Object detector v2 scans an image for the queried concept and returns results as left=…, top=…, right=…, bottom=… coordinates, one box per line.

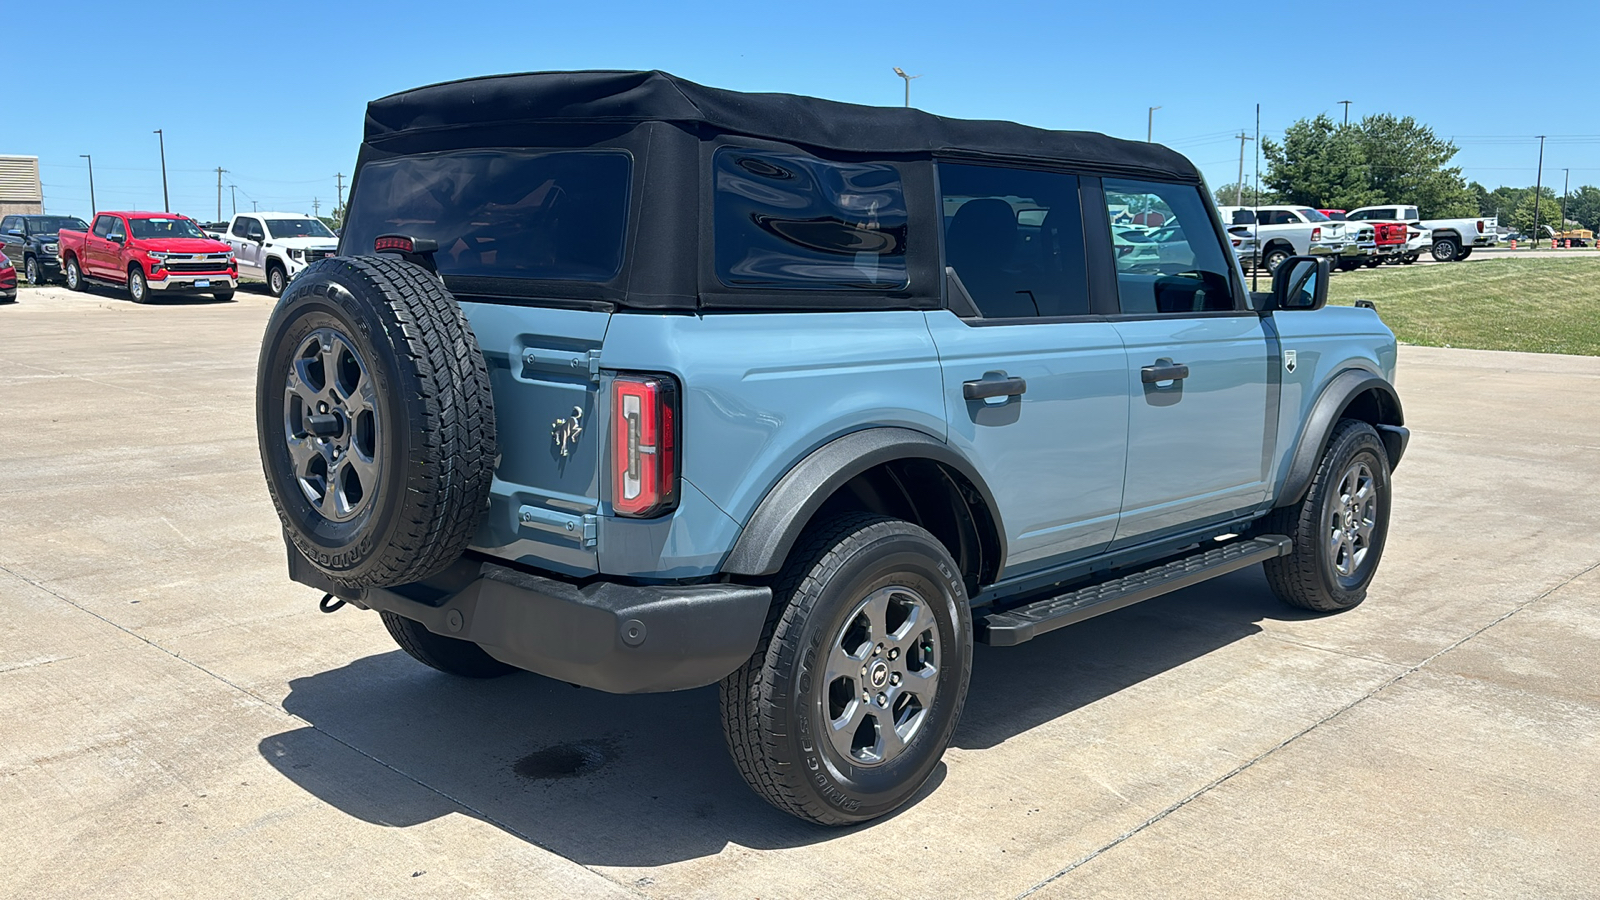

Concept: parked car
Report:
left=198, top=221, right=231, bottom=240
left=56, top=212, right=238, bottom=302
left=1, top=214, right=90, bottom=285
left=0, top=251, right=16, bottom=303
left=1217, top=205, right=1367, bottom=271
left=1345, top=205, right=1496, bottom=261
left=219, top=212, right=339, bottom=296
left=259, top=71, right=1408, bottom=827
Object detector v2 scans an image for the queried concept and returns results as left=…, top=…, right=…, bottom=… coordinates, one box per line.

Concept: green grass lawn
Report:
left=1327, top=256, right=1600, bottom=356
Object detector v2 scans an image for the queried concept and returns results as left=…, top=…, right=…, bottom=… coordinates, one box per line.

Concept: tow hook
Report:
left=318, top=592, right=346, bottom=614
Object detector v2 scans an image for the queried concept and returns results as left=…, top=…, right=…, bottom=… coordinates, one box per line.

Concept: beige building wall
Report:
left=0, top=155, right=44, bottom=217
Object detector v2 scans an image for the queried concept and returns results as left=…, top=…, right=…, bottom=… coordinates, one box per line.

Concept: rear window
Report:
left=713, top=148, right=908, bottom=291
left=343, top=149, right=631, bottom=282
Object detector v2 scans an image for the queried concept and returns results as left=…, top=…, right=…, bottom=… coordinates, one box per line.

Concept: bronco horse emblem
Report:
left=551, top=406, right=584, bottom=457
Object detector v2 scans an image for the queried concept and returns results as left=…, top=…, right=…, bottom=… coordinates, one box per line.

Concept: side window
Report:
left=231, top=217, right=251, bottom=238
left=106, top=217, right=125, bottom=240
left=713, top=148, right=907, bottom=291
left=1230, top=209, right=1256, bottom=226
left=1103, top=179, right=1235, bottom=315
left=1404, top=207, right=1419, bottom=220
left=937, top=163, right=1088, bottom=318
left=1, top=216, right=16, bottom=233
left=92, top=215, right=114, bottom=237
left=246, top=218, right=265, bottom=240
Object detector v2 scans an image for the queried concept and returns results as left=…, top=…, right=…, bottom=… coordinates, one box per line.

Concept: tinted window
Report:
left=344, top=149, right=631, bottom=282
left=714, top=148, right=907, bottom=291
left=1103, top=179, right=1235, bottom=315
left=1298, top=208, right=1330, bottom=222
left=27, top=216, right=88, bottom=234
left=265, top=218, right=335, bottom=239
left=93, top=216, right=115, bottom=237
left=231, top=217, right=253, bottom=238
left=1230, top=209, right=1256, bottom=225
left=938, top=163, right=1088, bottom=318
left=1, top=217, right=16, bottom=233
left=1404, top=208, right=1420, bottom=220
left=128, top=217, right=202, bottom=239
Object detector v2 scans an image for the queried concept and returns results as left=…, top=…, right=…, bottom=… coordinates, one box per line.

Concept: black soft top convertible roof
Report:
left=364, top=70, right=1199, bottom=182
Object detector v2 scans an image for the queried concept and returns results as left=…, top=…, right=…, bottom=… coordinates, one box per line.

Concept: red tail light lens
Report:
left=1311, top=227, right=1321, bottom=241
left=612, top=374, right=680, bottom=518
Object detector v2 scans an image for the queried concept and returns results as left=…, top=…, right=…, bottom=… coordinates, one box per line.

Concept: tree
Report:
left=1261, top=115, right=1380, bottom=210
left=1564, top=185, right=1600, bottom=233
left=1512, top=192, right=1565, bottom=236
left=1213, top=182, right=1271, bottom=207
left=1353, top=114, right=1477, bottom=217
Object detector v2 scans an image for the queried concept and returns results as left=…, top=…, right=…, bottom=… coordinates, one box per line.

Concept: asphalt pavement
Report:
left=2, top=283, right=1597, bottom=899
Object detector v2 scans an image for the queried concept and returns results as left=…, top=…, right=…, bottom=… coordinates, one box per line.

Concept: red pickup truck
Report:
left=57, top=211, right=238, bottom=302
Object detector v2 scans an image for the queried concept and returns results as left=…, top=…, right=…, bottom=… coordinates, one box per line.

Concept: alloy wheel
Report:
left=283, top=327, right=381, bottom=522
left=26, top=257, right=39, bottom=284
left=821, top=585, right=941, bottom=767
left=1326, top=460, right=1378, bottom=579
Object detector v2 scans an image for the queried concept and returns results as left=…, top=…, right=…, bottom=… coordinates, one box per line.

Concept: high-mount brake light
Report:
left=612, top=374, right=680, bottom=518
left=374, top=236, right=415, bottom=253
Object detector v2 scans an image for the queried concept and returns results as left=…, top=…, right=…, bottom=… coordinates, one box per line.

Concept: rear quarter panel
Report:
left=1268, top=306, right=1398, bottom=496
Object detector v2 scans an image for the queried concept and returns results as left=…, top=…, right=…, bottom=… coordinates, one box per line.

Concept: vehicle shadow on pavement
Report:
left=259, top=567, right=1309, bottom=865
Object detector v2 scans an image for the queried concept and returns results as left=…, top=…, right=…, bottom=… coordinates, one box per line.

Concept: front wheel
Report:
left=719, top=514, right=972, bottom=825
left=1260, top=419, right=1393, bottom=612
left=128, top=267, right=150, bottom=303
left=1431, top=237, right=1459, bottom=262
left=212, top=288, right=235, bottom=302
left=65, top=257, right=85, bottom=291
left=24, top=256, right=42, bottom=284
left=267, top=263, right=288, bottom=297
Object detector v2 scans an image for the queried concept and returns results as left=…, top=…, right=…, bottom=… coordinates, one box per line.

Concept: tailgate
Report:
left=459, top=302, right=611, bottom=577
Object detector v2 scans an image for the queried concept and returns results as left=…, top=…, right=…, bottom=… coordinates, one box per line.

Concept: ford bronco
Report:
left=256, top=71, right=1407, bottom=826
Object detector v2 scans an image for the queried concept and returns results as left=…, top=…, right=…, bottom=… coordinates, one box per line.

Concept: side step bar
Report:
left=976, top=535, right=1293, bottom=647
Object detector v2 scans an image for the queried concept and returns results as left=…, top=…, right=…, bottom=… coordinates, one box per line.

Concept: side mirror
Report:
left=108, top=234, right=125, bottom=244
left=1271, top=255, right=1329, bottom=311
left=5, top=229, right=22, bottom=237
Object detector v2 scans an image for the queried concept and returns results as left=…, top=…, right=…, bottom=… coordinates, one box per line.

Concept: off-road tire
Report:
left=256, top=255, right=496, bottom=589
left=1431, top=237, right=1459, bottom=262
left=128, top=266, right=150, bottom=303
left=719, top=513, right=972, bottom=826
left=380, top=610, right=517, bottom=678
left=64, top=257, right=85, bottom=291
left=1260, top=419, right=1392, bottom=612
left=268, top=262, right=288, bottom=297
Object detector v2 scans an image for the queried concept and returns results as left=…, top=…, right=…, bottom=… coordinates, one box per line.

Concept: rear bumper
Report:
left=290, top=550, right=771, bottom=694
left=149, top=271, right=236, bottom=291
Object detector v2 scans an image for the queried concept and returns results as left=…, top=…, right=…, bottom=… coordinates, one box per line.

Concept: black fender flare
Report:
left=721, top=427, right=1006, bottom=577
left=1275, top=369, right=1406, bottom=508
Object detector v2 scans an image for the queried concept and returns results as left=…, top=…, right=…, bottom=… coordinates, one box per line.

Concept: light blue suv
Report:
left=256, top=71, right=1408, bottom=826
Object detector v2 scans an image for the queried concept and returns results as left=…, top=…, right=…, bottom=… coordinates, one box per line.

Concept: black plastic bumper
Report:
left=288, top=550, right=771, bottom=694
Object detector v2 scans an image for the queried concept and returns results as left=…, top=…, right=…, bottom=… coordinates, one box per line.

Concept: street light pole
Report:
left=1560, top=167, right=1570, bottom=238
left=1235, top=131, right=1253, bottom=207
left=79, top=154, right=96, bottom=215
left=892, top=67, right=921, bottom=108
left=153, top=129, right=169, bottom=212
left=1147, top=106, right=1161, bottom=143
left=1338, top=100, right=1352, bottom=126
left=1532, top=135, right=1546, bottom=241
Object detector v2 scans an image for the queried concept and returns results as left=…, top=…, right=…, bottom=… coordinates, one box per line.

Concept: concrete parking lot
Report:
left=3, top=283, right=1598, bottom=899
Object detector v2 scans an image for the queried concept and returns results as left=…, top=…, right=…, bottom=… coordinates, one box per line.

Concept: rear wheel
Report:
left=128, top=266, right=150, bottom=303
left=1430, top=237, right=1459, bottom=262
left=380, top=611, right=517, bottom=678
left=720, top=514, right=972, bottom=825
left=1454, top=247, right=1473, bottom=261
left=1401, top=254, right=1418, bottom=265
left=1262, top=246, right=1291, bottom=273
left=1260, top=419, right=1392, bottom=612
left=65, top=257, right=84, bottom=291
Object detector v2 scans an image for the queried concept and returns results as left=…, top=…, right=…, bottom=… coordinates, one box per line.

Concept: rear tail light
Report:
left=1477, top=221, right=1484, bottom=233
left=612, top=374, right=680, bottom=518
left=1311, top=227, right=1321, bottom=241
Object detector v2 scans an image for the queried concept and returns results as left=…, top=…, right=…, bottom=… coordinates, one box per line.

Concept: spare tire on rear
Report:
left=256, top=255, right=496, bottom=589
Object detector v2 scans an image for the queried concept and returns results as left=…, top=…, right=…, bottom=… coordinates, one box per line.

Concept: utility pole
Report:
left=153, top=129, right=169, bottom=212
left=1147, top=106, right=1161, bottom=143
left=228, top=184, right=237, bottom=217
left=1338, top=100, right=1352, bottom=127
left=79, top=154, right=96, bottom=214
left=1560, top=167, right=1571, bottom=237
left=215, top=167, right=228, bottom=221
left=1235, top=131, right=1254, bottom=206
left=335, top=173, right=346, bottom=214
left=252, top=200, right=258, bottom=212
left=312, top=198, right=321, bottom=218
left=1533, top=135, right=1547, bottom=241
left=892, top=67, right=921, bottom=108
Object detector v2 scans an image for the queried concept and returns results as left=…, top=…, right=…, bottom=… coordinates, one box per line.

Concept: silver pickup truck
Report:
left=1347, top=205, right=1496, bottom=262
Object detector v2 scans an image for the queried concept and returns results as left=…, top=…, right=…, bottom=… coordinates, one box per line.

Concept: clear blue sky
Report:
left=13, top=0, right=1597, bottom=219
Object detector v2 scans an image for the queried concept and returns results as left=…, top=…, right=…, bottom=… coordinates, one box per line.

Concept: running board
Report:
left=976, top=535, right=1293, bottom=647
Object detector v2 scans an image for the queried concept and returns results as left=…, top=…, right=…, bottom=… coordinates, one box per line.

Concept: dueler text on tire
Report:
left=256, top=255, right=496, bottom=589
left=1260, top=419, right=1393, bottom=612
left=719, top=513, right=973, bottom=825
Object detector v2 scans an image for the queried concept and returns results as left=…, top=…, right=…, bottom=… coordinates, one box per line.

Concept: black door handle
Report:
left=1140, top=362, right=1190, bottom=383
left=963, top=377, right=1027, bottom=400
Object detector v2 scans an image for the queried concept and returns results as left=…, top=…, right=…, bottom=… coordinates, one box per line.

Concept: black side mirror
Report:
left=4, top=229, right=22, bottom=237
left=1271, top=256, right=1329, bottom=311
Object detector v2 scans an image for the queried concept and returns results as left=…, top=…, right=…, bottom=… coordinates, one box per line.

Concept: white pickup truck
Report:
left=1346, top=205, right=1496, bottom=262
left=219, top=212, right=339, bottom=296
left=1217, top=205, right=1369, bottom=272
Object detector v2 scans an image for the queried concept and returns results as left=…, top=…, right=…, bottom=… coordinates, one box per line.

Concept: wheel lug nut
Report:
left=888, top=648, right=899, bottom=660
left=873, top=642, right=884, bottom=656
left=876, top=692, right=888, bottom=707
left=862, top=691, right=870, bottom=703
left=890, top=673, right=901, bottom=685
